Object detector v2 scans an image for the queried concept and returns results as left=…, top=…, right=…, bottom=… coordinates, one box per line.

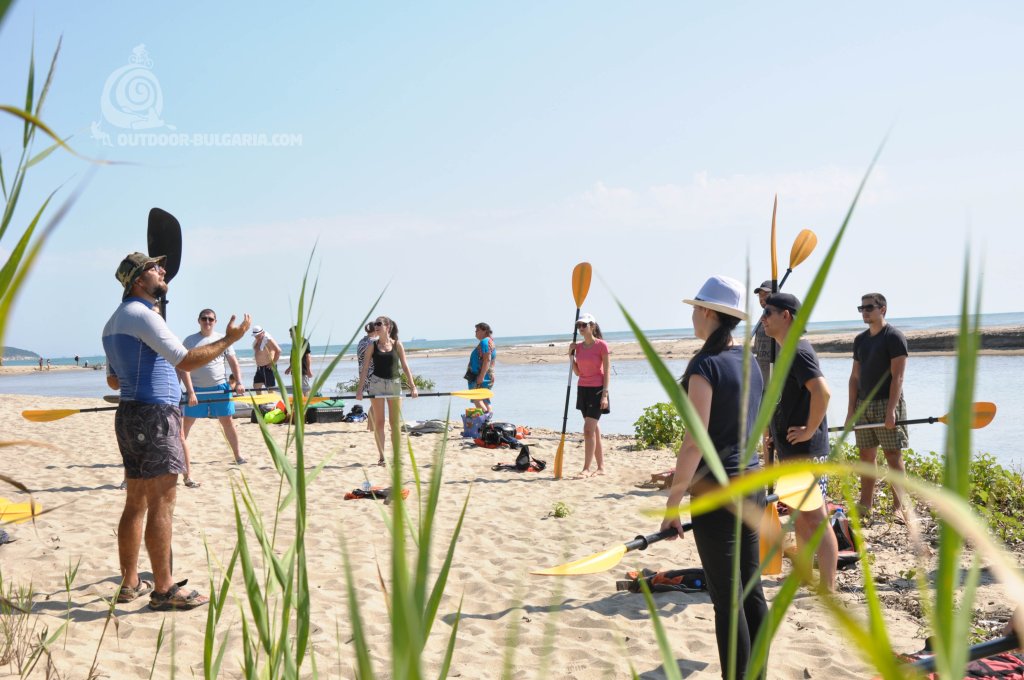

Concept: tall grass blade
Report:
left=637, top=578, right=683, bottom=680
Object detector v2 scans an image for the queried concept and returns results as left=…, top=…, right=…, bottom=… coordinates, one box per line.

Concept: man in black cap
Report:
left=760, top=292, right=838, bottom=593
left=102, top=252, right=251, bottom=610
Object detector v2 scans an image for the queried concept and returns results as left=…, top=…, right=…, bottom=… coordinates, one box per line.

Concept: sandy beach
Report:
left=1, top=392, right=1018, bottom=678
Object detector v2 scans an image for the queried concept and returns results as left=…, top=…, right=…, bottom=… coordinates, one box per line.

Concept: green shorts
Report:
left=854, top=397, right=909, bottom=451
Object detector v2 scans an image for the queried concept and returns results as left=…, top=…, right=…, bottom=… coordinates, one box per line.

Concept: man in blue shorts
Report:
left=846, top=292, right=910, bottom=522
left=182, top=308, right=247, bottom=470
left=761, top=292, right=839, bottom=593
left=103, top=252, right=250, bottom=611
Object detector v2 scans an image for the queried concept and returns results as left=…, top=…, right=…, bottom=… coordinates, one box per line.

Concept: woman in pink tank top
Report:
left=569, top=312, right=610, bottom=477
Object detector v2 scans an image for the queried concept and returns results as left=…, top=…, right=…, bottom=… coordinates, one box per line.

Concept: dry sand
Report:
left=1, top=393, right=1017, bottom=678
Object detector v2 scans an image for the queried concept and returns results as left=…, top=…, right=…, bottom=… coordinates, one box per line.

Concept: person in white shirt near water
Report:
left=181, top=308, right=248, bottom=473
left=568, top=312, right=610, bottom=478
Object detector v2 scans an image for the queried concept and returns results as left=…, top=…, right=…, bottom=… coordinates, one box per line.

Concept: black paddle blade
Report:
left=147, top=208, right=182, bottom=283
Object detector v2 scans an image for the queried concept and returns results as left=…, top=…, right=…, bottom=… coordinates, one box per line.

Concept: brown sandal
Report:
left=149, top=579, right=209, bottom=611
left=116, top=578, right=154, bottom=603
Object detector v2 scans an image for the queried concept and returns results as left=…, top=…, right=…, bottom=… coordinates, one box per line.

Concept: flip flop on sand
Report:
left=116, top=578, right=154, bottom=603
left=149, top=580, right=209, bottom=612
left=184, top=478, right=201, bottom=489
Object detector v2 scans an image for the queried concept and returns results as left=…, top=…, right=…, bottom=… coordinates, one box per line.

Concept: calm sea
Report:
left=4, top=312, right=1022, bottom=468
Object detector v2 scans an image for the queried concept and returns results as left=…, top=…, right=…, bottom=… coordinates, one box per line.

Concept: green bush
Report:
left=336, top=372, right=435, bottom=393
left=633, top=402, right=686, bottom=450
left=827, top=440, right=1024, bottom=543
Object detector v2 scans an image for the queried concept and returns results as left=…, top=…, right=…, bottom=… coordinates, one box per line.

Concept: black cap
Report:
left=754, top=280, right=773, bottom=294
left=765, top=292, right=801, bottom=316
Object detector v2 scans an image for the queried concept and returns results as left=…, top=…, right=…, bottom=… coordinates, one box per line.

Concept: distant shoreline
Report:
left=5, top=324, right=1023, bottom=374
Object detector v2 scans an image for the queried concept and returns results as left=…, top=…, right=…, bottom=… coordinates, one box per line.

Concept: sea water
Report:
left=7, top=351, right=1021, bottom=468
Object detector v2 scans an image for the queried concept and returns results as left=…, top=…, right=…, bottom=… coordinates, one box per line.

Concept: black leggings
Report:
left=691, top=489, right=769, bottom=679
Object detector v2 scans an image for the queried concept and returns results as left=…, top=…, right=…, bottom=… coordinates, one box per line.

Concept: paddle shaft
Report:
left=910, top=632, right=1020, bottom=672
left=627, top=493, right=781, bottom=555
left=559, top=310, right=583, bottom=437
left=829, top=416, right=944, bottom=432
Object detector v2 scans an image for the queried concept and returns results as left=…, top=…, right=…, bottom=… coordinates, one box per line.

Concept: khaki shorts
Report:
left=854, top=397, right=909, bottom=451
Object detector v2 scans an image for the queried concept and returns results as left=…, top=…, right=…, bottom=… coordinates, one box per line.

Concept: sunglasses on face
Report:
left=143, top=262, right=164, bottom=273
left=576, top=322, right=590, bottom=329
left=762, top=307, right=782, bottom=318
left=857, top=304, right=880, bottom=313
left=374, top=321, right=384, bottom=327
left=199, top=316, right=216, bottom=322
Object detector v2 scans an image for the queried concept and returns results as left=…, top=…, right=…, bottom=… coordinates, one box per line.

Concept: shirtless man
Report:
left=251, top=325, right=281, bottom=393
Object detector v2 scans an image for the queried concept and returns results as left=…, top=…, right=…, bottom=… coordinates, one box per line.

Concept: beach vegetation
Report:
left=550, top=501, right=572, bottom=518
left=827, top=441, right=1024, bottom=544
left=625, top=140, right=1023, bottom=679
left=335, top=371, right=436, bottom=393
left=632, top=402, right=686, bottom=450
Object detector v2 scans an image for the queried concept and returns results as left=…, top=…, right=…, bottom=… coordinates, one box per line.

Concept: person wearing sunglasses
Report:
left=355, top=316, right=419, bottom=465
left=760, top=292, right=838, bottom=594
left=568, top=312, right=609, bottom=478
left=103, top=252, right=251, bottom=611
left=181, top=309, right=248, bottom=472
left=846, top=293, right=910, bottom=522
left=661, top=275, right=768, bottom=680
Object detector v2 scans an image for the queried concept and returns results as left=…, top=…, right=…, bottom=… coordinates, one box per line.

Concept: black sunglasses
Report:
left=857, top=304, right=880, bottom=313
left=576, top=322, right=590, bottom=329
left=762, top=307, right=782, bottom=317
left=199, top=316, right=216, bottom=322
left=374, top=321, right=384, bottom=327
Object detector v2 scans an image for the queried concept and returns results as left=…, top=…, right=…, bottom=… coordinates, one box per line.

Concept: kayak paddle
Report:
left=0, top=497, right=43, bottom=524
left=554, top=262, right=592, bottom=480
left=828, top=402, right=997, bottom=432
left=777, top=229, right=818, bottom=290
left=910, top=631, right=1019, bottom=673
left=147, top=207, right=182, bottom=321
left=532, top=475, right=823, bottom=576
left=24, top=393, right=292, bottom=422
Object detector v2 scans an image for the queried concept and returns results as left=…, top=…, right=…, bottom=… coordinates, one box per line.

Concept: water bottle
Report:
left=361, top=481, right=371, bottom=492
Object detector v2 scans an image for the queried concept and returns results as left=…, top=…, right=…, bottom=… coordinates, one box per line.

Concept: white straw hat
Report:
left=682, top=275, right=748, bottom=320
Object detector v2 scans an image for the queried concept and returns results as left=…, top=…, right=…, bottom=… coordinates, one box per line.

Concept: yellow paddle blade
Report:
left=553, top=434, right=566, bottom=480
left=788, top=229, right=818, bottom=269
left=21, top=409, right=79, bottom=422
left=770, top=195, right=778, bottom=281
left=0, top=498, right=43, bottom=524
left=532, top=544, right=628, bottom=576
left=775, top=472, right=824, bottom=512
left=450, top=388, right=494, bottom=400
left=937, top=401, right=998, bottom=428
left=759, top=502, right=784, bottom=576
left=572, top=262, right=592, bottom=309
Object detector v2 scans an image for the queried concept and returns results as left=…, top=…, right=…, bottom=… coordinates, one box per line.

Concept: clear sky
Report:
left=1, top=2, right=1022, bottom=357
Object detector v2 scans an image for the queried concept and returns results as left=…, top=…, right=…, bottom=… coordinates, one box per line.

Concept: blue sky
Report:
left=2, top=2, right=1022, bottom=356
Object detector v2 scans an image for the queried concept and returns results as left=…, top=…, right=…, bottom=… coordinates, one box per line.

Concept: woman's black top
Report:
left=682, top=346, right=764, bottom=478
left=372, top=343, right=396, bottom=379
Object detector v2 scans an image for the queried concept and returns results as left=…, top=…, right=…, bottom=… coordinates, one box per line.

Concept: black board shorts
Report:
left=576, top=385, right=610, bottom=420
left=253, top=364, right=276, bottom=388
left=114, top=402, right=186, bottom=479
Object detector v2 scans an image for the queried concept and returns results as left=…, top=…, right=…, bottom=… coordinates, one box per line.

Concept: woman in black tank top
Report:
left=356, top=316, right=419, bottom=465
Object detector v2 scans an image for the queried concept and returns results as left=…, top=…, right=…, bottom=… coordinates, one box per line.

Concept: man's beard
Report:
left=144, top=280, right=169, bottom=299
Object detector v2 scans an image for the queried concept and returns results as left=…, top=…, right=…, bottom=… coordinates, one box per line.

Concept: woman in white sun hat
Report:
left=660, top=274, right=768, bottom=680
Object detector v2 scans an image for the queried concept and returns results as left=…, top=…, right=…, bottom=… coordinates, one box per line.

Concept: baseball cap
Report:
left=765, top=293, right=801, bottom=316
left=754, top=280, right=773, bottom=294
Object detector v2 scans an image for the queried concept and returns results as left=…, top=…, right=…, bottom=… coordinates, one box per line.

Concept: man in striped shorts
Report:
left=846, top=292, right=910, bottom=522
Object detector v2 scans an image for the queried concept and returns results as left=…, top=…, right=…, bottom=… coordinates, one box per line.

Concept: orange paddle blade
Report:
left=21, top=409, right=79, bottom=422
left=571, top=262, right=592, bottom=309
left=788, top=229, right=817, bottom=269
left=759, top=502, right=783, bottom=576
left=553, top=434, right=566, bottom=479
left=938, top=401, right=997, bottom=428
left=770, top=195, right=778, bottom=281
